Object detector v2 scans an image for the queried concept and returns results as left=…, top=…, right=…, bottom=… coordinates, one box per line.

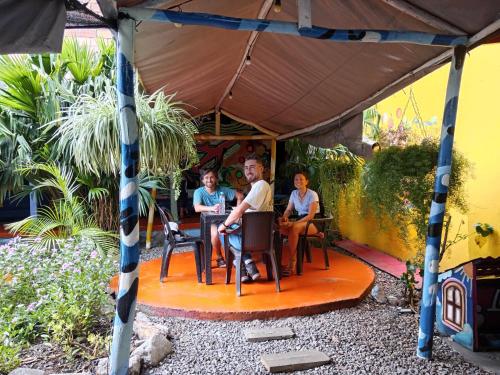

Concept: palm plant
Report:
left=6, top=163, right=118, bottom=255
left=54, top=83, right=198, bottom=176
left=52, top=79, right=198, bottom=230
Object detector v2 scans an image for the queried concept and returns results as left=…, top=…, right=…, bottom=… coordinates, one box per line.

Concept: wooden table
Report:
left=200, top=211, right=229, bottom=285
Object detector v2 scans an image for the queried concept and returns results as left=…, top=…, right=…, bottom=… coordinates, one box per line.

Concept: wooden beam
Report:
left=270, top=139, right=277, bottom=198
left=133, top=0, right=176, bottom=8
left=215, top=111, right=221, bottom=136
left=195, top=134, right=274, bottom=141
left=97, top=0, right=117, bottom=19
left=298, top=0, right=312, bottom=30
left=380, top=0, right=466, bottom=35
left=215, top=0, right=274, bottom=111
left=221, top=110, right=279, bottom=137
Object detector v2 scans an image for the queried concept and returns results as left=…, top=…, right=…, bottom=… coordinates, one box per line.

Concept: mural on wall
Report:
left=436, top=264, right=474, bottom=350
left=436, top=260, right=500, bottom=351
left=194, top=140, right=271, bottom=193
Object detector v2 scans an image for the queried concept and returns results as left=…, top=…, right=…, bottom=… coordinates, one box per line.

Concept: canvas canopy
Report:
left=114, top=0, right=500, bottom=140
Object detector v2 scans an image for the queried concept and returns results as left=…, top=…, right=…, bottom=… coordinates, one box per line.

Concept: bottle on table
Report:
left=218, top=191, right=225, bottom=214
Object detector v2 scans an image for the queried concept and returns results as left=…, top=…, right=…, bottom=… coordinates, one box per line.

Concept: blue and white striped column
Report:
left=110, top=16, right=141, bottom=374
left=417, top=45, right=466, bottom=360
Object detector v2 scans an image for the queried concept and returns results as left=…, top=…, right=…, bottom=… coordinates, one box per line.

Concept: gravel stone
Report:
left=135, top=247, right=489, bottom=374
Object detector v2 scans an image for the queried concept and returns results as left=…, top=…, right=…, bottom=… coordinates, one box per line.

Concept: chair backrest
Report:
left=241, top=211, right=274, bottom=253
left=157, top=206, right=176, bottom=245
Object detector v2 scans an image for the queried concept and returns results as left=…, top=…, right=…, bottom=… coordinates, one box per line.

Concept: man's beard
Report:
left=246, top=174, right=257, bottom=183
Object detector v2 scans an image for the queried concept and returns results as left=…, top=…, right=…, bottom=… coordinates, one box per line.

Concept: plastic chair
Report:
left=223, top=211, right=280, bottom=296
left=296, top=215, right=333, bottom=275
left=157, top=206, right=204, bottom=283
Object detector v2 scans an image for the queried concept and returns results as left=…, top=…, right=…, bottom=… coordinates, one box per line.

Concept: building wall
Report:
left=339, top=43, right=500, bottom=270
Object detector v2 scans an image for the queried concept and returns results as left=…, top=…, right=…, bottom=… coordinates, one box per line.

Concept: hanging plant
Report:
left=318, top=150, right=363, bottom=229
left=362, top=139, right=470, bottom=252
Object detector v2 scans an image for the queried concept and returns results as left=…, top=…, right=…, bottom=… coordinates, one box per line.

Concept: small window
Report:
left=442, top=280, right=466, bottom=331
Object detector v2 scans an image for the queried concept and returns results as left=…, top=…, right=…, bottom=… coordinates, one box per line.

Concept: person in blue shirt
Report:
left=278, top=171, right=320, bottom=276
left=193, top=167, right=243, bottom=267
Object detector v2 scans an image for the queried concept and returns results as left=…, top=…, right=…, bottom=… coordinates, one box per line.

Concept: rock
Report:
left=48, top=373, right=92, bottom=375
left=134, top=320, right=162, bottom=340
left=260, top=350, right=330, bottom=373
left=370, top=284, right=387, bottom=303
left=9, top=369, right=46, bottom=375
left=243, top=327, right=295, bottom=342
left=95, top=358, right=109, bottom=375
left=387, top=295, right=400, bottom=306
left=95, top=356, right=143, bottom=375
left=129, top=355, right=142, bottom=375
left=135, top=311, right=151, bottom=323
left=131, top=333, right=173, bottom=367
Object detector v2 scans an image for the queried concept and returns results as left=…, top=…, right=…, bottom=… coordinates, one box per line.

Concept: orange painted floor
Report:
left=111, top=248, right=375, bottom=320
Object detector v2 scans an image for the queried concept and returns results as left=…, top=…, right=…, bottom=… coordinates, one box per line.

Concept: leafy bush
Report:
left=363, top=139, right=469, bottom=250
left=0, top=237, right=114, bottom=371
left=318, top=153, right=363, bottom=229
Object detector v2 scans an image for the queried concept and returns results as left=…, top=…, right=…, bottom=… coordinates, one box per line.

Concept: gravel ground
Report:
left=139, top=246, right=490, bottom=375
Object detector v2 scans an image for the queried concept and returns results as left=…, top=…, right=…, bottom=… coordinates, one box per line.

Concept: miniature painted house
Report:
left=436, top=257, right=500, bottom=351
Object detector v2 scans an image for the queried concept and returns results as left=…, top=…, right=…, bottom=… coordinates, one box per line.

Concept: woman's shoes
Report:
left=280, top=265, right=295, bottom=277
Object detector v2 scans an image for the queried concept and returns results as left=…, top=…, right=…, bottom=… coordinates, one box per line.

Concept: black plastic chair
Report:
left=296, top=215, right=333, bottom=275
left=157, top=206, right=204, bottom=283
left=223, top=211, right=280, bottom=297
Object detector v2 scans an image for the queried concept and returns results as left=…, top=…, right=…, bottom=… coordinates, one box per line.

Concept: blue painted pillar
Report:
left=417, top=45, right=467, bottom=359
left=29, top=190, right=37, bottom=216
left=109, top=16, right=141, bottom=374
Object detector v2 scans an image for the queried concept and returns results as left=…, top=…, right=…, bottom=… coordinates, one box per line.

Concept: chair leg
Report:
left=194, top=242, right=202, bottom=283
left=160, top=243, right=173, bottom=282
left=322, top=240, right=330, bottom=269
left=297, top=237, right=304, bottom=275
left=235, top=255, right=242, bottom=297
left=225, top=245, right=234, bottom=285
left=263, top=253, right=273, bottom=281
left=305, top=241, right=312, bottom=263
left=277, top=233, right=284, bottom=279
left=270, top=249, right=281, bottom=292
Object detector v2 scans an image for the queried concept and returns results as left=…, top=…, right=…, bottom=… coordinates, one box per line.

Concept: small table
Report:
left=200, top=211, right=229, bottom=285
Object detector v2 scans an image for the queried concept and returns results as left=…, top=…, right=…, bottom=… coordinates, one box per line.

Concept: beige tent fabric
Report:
left=0, top=0, right=66, bottom=54
left=120, top=0, right=500, bottom=138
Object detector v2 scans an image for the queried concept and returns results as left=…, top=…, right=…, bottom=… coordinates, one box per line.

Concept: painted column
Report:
left=110, top=16, right=140, bottom=374
left=417, top=45, right=466, bottom=360
left=145, top=188, right=157, bottom=250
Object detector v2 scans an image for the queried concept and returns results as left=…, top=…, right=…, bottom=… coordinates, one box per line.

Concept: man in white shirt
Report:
left=218, top=153, right=273, bottom=281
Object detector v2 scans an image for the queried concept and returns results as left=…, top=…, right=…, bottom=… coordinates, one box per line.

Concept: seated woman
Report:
left=279, top=171, right=320, bottom=275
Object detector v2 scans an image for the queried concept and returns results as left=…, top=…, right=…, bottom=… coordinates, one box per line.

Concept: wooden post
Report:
left=145, top=188, right=157, bottom=250
left=110, top=16, right=140, bottom=374
left=215, top=111, right=221, bottom=136
left=417, top=45, right=466, bottom=360
left=170, top=178, right=179, bottom=222
left=270, top=139, right=277, bottom=200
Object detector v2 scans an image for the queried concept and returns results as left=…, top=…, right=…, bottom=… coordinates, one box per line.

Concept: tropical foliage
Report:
left=5, top=164, right=118, bottom=254
left=280, top=139, right=363, bottom=229
left=0, top=37, right=198, bottom=231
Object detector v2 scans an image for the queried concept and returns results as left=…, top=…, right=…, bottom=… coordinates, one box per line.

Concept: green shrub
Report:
left=0, top=236, right=114, bottom=368
left=362, top=139, right=469, bottom=252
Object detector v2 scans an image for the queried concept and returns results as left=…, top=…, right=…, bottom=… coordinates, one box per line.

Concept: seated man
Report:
left=193, top=167, right=242, bottom=267
left=218, top=153, right=273, bottom=282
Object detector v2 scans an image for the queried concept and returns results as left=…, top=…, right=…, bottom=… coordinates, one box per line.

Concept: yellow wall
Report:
left=340, top=43, right=500, bottom=270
